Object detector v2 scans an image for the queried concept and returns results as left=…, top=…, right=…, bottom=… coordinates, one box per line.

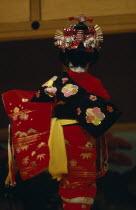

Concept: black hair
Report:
left=59, top=22, right=100, bottom=68
left=59, top=46, right=100, bottom=68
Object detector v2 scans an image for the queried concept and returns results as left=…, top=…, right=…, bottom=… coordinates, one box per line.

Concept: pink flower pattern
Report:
left=44, top=86, right=57, bottom=97
left=36, top=90, right=40, bottom=98
left=62, top=77, right=68, bottom=84
left=86, top=107, right=105, bottom=126
left=89, top=95, right=97, bottom=101
left=107, top=106, right=114, bottom=112
left=77, top=107, right=81, bottom=115
left=61, top=84, right=78, bottom=97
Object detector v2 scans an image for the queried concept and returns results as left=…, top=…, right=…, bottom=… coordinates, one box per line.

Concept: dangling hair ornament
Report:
left=54, top=14, right=103, bottom=52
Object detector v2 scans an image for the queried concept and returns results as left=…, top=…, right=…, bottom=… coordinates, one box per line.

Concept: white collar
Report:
left=69, top=66, right=86, bottom=73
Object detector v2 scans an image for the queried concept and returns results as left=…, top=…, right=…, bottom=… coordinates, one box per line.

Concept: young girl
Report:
left=2, top=15, right=121, bottom=210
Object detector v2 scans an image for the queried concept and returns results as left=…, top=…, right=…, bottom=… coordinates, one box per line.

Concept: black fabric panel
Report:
left=31, top=72, right=121, bottom=138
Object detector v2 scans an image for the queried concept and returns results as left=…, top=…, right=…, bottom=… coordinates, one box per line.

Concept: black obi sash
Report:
left=31, top=72, right=122, bottom=138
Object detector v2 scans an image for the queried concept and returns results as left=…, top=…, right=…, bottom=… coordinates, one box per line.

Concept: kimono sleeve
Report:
left=2, top=90, right=52, bottom=180
left=94, top=80, right=110, bottom=100
left=73, top=95, right=121, bottom=138
left=31, top=76, right=58, bottom=102
left=55, top=79, right=121, bottom=138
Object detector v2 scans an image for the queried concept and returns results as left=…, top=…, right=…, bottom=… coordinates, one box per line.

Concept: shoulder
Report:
left=88, top=74, right=102, bottom=86
left=89, top=75, right=110, bottom=100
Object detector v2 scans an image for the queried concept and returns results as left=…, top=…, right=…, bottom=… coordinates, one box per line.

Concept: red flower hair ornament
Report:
left=54, top=14, right=103, bottom=52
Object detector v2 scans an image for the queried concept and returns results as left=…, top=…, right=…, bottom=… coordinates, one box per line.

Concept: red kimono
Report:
left=58, top=70, right=110, bottom=209
left=2, top=70, right=120, bottom=210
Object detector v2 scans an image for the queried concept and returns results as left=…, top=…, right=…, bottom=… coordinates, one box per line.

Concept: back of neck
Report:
left=69, top=66, right=86, bottom=72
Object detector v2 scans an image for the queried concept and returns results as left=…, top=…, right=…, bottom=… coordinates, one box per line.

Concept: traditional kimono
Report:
left=31, top=69, right=120, bottom=209
left=2, top=69, right=121, bottom=210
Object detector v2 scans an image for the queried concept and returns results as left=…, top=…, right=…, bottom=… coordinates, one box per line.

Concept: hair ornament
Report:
left=54, top=14, right=103, bottom=51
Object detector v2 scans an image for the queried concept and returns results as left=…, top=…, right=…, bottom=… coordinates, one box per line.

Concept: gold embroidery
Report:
left=27, top=128, right=36, bottom=134
left=30, top=161, right=36, bottom=166
left=31, top=151, right=36, bottom=156
left=37, top=142, right=46, bottom=148
left=21, top=166, right=47, bottom=174
left=69, top=171, right=96, bottom=177
left=70, top=159, right=77, bottom=167
left=22, top=156, right=29, bottom=165
left=14, top=131, right=48, bottom=144
left=9, top=109, right=35, bottom=121
left=14, top=131, right=48, bottom=157
left=36, top=154, right=46, bottom=160
left=21, top=171, right=28, bottom=176
left=20, top=145, right=29, bottom=151
left=15, top=131, right=27, bottom=137
left=85, top=142, right=93, bottom=148
left=80, top=153, right=92, bottom=159
left=13, top=107, right=19, bottom=113
left=64, top=139, right=69, bottom=144
left=78, top=146, right=93, bottom=151
left=22, top=98, right=28, bottom=102
left=20, top=166, right=48, bottom=179
left=15, top=129, right=36, bottom=137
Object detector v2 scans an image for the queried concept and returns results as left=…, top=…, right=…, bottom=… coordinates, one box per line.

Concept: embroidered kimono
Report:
left=2, top=69, right=121, bottom=209
left=30, top=70, right=120, bottom=200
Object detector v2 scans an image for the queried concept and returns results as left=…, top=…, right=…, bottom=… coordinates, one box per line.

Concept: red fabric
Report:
left=62, top=201, right=91, bottom=210
left=2, top=90, right=52, bottom=180
left=67, top=70, right=110, bottom=100
left=59, top=125, right=97, bottom=198
left=59, top=71, right=109, bottom=201
left=2, top=71, right=109, bottom=202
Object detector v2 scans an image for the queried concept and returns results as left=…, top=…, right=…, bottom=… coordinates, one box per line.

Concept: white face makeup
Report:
left=69, top=62, right=87, bottom=73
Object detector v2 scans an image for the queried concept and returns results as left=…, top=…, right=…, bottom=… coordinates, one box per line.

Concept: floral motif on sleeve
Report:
left=107, top=106, right=114, bottom=112
left=44, top=86, right=57, bottom=97
left=80, top=153, right=92, bottom=159
left=42, top=76, right=58, bottom=87
left=22, top=98, right=28, bottom=102
left=22, top=156, right=29, bottom=165
left=69, top=159, right=77, bottom=167
left=77, top=107, right=81, bottom=115
left=61, top=84, right=78, bottom=97
left=89, top=95, right=97, bottom=101
left=36, top=154, right=46, bottom=160
left=35, top=90, right=40, bottom=98
left=13, top=107, right=19, bottom=113
left=19, top=114, right=29, bottom=120
left=86, top=107, right=105, bottom=126
left=85, top=142, right=93, bottom=148
left=62, top=77, right=68, bottom=84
